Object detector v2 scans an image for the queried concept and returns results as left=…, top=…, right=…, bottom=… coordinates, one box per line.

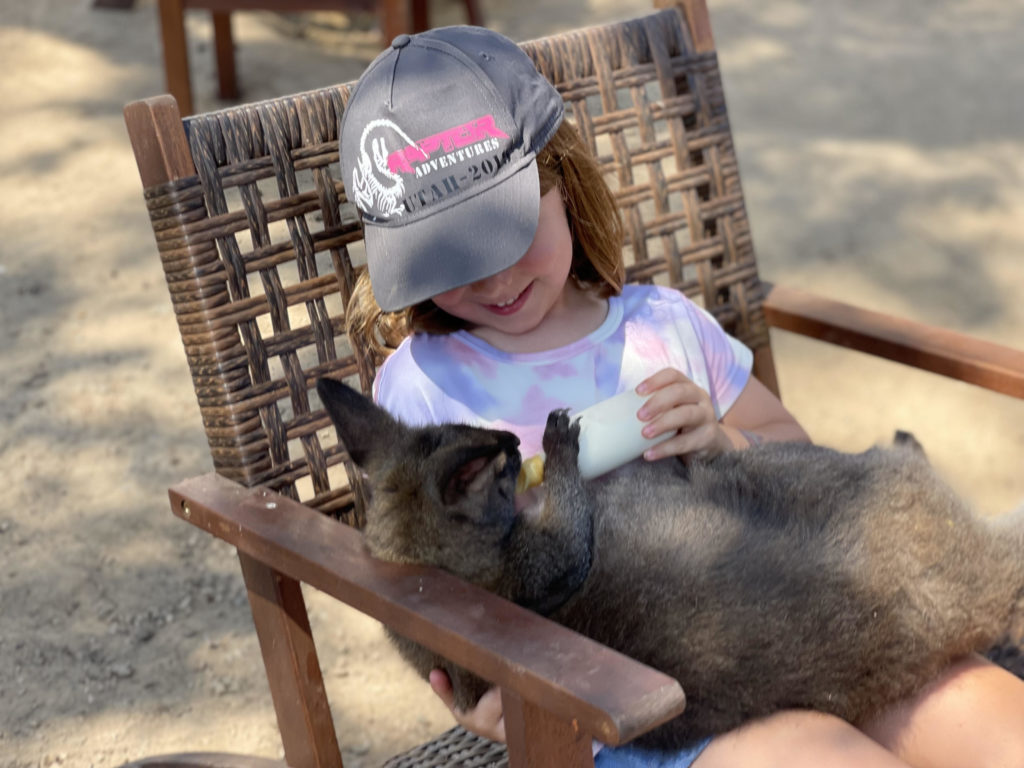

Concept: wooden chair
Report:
left=158, top=0, right=484, bottom=116
left=122, top=0, right=1024, bottom=765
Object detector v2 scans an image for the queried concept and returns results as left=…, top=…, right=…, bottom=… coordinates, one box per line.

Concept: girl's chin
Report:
left=468, top=313, right=547, bottom=348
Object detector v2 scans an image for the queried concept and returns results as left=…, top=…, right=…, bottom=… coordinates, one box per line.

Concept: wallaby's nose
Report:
left=498, top=430, right=520, bottom=450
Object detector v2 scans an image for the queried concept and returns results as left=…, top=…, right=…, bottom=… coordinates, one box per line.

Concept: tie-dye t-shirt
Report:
left=373, top=284, right=753, bottom=458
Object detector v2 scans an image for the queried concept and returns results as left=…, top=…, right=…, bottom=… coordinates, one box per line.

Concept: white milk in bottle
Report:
left=515, top=388, right=673, bottom=492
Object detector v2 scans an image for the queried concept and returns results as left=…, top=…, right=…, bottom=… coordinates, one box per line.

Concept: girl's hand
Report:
left=635, top=368, right=733, bottom=461
left=635, top=368, right=811, bottom=459
left=429, top=669, right=506, bottom=743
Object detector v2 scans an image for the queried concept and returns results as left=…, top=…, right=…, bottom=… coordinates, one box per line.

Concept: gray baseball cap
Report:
left=339, top=26, right=564, bottom=312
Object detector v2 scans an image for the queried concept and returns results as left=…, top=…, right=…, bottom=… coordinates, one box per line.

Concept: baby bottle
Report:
left=516, top=388, right=673, bottom=492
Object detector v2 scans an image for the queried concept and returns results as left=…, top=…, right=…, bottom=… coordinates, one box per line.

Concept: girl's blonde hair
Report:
left=346, top=119, right=625, bottom=363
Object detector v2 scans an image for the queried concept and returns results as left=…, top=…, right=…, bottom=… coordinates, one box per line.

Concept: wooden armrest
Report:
left=168, top=473, right=685, bottom=746
left=763, top=284, right=1024, bottom=399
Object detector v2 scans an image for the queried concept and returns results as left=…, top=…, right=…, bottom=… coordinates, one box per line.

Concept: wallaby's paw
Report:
left=543, top=408, right=580, bottom=462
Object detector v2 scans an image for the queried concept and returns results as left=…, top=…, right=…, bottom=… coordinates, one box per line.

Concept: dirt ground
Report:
left=1, top=1, right=1023, bottom=766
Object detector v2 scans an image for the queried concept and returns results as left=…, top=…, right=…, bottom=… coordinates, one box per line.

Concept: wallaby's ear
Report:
left=316, top=377, right=400, bottom=467
left=893, top=430, right=927, bottom=457
left=442, top=451, right=509, bottom=505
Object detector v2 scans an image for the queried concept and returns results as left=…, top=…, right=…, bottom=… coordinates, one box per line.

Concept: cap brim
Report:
left=364, top=159, right=541, bottom=312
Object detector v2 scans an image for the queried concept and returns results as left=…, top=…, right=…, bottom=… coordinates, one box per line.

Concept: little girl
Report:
left=339, top=25, right=1024, bottom=768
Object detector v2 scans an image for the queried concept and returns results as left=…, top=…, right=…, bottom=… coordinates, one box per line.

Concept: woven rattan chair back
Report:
left=132, top=0, right=771, bottom=531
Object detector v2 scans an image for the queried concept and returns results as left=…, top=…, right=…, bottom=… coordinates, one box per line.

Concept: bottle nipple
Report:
left=516, top=453, right=546, bottom=493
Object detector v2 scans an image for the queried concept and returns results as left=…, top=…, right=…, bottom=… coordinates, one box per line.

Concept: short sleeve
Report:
left=688, top=302, right=753, bottom=418
left=619, top=285, right=752, bottom=419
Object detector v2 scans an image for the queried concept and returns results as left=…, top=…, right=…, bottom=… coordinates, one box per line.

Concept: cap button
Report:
left=391, top=34, right=412, bottom=49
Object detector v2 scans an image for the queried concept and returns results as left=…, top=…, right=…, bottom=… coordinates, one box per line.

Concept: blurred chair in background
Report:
left=157, top=0, right=484, bottom=115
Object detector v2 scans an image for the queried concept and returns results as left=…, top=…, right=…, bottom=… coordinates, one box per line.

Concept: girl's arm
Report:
left=718, top=374, right=811, bottom=448
left=637, top=368, right=810, bottom=461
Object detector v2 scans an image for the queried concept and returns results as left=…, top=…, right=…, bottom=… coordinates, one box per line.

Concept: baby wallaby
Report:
left=317, top=377, right=1024, bottom=750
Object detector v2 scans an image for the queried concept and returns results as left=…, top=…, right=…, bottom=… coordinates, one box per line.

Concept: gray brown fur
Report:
left=317, top=378, right=1024, bottom=750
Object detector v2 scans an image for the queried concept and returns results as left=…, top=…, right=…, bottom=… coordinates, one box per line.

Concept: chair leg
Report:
left=379, top=0, right=484, bottom=46
left=408, top=0, right=484, bottom=33
left=410, top=0, right=428, bottom=32
left=502, top=688, right=595, bottom=768
left=157, top=0, right=194, bottom=116
left=238, top=551, right=343, bottom=768
left=378, top=0, right=408, bottom=45
left=462, top=0, right=483, bottom=27
left=212, top=11, right=238, bottom=101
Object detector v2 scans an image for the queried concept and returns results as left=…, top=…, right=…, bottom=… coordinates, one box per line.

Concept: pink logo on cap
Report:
left=350, top=113, right=516, bottom=220
left=386, top=115, right=509, bottom=175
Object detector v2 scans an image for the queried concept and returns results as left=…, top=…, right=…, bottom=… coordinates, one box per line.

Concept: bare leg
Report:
left=862, top=654, right=1024, bottom=768
left=695, top=709, right=910, bottom=768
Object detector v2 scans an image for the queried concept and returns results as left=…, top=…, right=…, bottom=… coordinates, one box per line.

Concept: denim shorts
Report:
left=594, top=737, right=713, bottom=768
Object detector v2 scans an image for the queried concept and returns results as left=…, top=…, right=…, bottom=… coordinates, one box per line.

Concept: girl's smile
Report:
left=483, top=282, right=534, bottom=316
